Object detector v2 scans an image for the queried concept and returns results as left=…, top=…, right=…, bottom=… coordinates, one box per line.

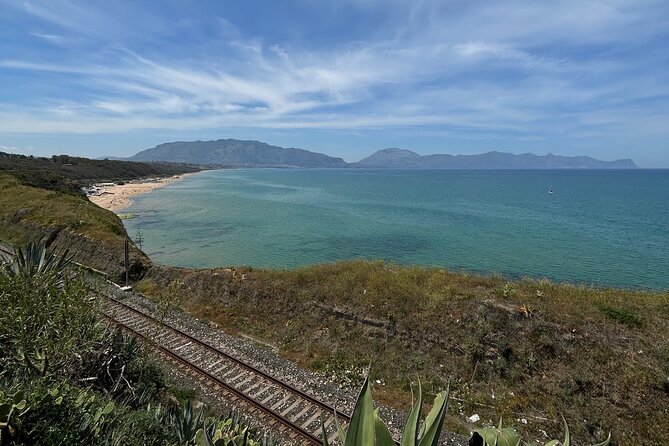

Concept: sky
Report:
left=0, top=1, right=668, bottom=166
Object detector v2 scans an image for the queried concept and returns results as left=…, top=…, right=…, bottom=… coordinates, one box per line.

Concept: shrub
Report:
left=599, top=305, right=643, bottom=328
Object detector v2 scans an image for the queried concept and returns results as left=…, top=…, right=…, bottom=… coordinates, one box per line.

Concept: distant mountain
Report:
left=355, top=149, right=637, bottom=169
left=129, top=139, right=348, bottom=168
left=125, top=139, right=637, bottom=169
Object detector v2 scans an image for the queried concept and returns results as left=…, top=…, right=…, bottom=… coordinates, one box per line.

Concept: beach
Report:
left=88, top=174, right=193, bottom=212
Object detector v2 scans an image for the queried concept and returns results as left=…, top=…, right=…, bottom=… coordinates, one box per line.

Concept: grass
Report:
left=0, top=174, right=149, bottom=279
left=138, top=260, right=669, bottom=444
left=599, top=304, right=644, bottom=327
left=0, top=173, right=125, bottom=243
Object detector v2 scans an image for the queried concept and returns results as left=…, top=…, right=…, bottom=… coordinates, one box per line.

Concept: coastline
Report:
left=88, top=172, right=196, bottom=212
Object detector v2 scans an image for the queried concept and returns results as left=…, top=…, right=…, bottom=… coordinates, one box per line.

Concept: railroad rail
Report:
left=94, top=287, right=348, bottom=445
left=0, top=243, right=376, bottom=445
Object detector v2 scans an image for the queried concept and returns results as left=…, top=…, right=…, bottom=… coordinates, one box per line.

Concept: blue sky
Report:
left=1, top=0, right=668, bottom=166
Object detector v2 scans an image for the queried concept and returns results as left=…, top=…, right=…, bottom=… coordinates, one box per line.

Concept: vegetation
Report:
left=325, top=376, right=449, bottom=446
left=0, top=242, right=267, bottom=446
left=326, top=375, right=609, bottom=446
left=0, top=151, right=200, bottom=195
left=0, top=174, right=148, bottom=280
left=139, top=260, right=669, bottom=444
left=470, top=415, right=610, bottom=446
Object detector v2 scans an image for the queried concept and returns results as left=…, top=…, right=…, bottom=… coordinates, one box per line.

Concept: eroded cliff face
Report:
left=51, top=228, right=151, bottom=283
left=0, top=174, right=151, bottom=282
left=0, top=221, right=151, bottom=283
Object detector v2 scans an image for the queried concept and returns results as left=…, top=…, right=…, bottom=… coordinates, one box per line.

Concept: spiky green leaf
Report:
left=344, top=375, right=376, bottom=446
left=374, top=408, right=395, bottom=446
left=417, top=384, right=450, bottom=446
left=591, top=432, right=611, bottom=446
left=335, top=414, right=347, bottom=446
left=401, top=381, right=422, bottom=446
left=321, top=416, right=330, bottom=446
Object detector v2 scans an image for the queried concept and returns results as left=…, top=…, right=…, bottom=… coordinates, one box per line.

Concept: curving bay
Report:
left=121, top=168, right=669, bottom=290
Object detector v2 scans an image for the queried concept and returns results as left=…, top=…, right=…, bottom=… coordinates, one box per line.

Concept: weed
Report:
left=599, top=305, right=644, bottom=328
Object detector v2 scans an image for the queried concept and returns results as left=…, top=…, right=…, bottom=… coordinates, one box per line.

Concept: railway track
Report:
left=0, top=244, right=388, bottom=445
left=93, top=284, right=350, bottom=446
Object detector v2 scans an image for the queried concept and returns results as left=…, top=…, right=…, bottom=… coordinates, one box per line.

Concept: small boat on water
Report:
left=548, top=187, right=554, bottom=195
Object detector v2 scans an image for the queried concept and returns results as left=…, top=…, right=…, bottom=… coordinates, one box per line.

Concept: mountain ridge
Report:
left=129, top=138, right=348, bottom=168
left=125, top=139, right=637, bottom=169
left=357, top=148, right=637, bottom=169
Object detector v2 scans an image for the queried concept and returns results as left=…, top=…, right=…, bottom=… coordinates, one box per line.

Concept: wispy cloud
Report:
left=30, top=32, right=67, bottom=44
left=0, top=0, right=668, bottom=163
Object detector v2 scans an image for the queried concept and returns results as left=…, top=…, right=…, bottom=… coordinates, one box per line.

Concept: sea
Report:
left=120, top=169, right=669, bottom=291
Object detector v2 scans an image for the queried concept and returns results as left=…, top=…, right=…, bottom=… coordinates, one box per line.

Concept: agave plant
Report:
left=168, top=400, right=206, bottom=446
left=4, top=240, right=70, bottom=283
left=322, top=375, right=450, bottom=446
left=470, top=414, right=611, bottom=446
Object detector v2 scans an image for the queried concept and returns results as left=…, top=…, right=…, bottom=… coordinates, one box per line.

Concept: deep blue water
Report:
left=121, top=169, right=669, bottom=290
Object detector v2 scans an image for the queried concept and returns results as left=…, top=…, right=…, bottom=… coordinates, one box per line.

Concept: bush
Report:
left=599, top=305, right=644, bottom=328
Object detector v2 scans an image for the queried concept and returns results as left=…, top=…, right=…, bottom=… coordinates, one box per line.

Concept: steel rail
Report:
left=1, top=244, right=399, bottom=445
left=99, top=312, right=324, bottom=445
left=97, top=287, right=350, bottom=424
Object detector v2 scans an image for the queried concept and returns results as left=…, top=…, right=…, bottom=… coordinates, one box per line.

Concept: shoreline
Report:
left=88, top=172, right=196, bottom=212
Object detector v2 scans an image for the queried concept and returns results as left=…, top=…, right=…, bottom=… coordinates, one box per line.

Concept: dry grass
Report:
left=138, top=260, right=669, bottom=444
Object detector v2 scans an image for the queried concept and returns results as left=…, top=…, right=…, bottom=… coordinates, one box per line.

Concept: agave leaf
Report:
left=335, top=414, right=347, bottom=446
left=561, top=414, right=570, bottom=446
left=344, top=374, right=376, bottom=446
left=591, top=432, right=611, bottom=446
left=401, top=380, right=422, bottom=446
left=374, top=408, right=395, bottom=446
left=321, top=416, right=330, bottom=446
left=417, top=384, right=450, bottom=446
left=544, top=441, right=560, bottom=446
left=474, top=427, right=521, bottom=446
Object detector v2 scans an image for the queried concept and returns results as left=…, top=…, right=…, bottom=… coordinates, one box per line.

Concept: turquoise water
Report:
left=121, top=169, right=669, bottom=290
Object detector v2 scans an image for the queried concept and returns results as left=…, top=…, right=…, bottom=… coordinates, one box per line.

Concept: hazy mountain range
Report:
left=125, top=139, right=637, bottom=169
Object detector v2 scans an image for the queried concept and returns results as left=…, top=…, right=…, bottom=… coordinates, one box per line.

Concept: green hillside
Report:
left=0, top=152, right=200, bottom=195
left=0, top=173, right=149, bottom=281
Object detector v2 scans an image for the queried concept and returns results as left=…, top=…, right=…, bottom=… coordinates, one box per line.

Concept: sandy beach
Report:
left=88, top=173, right=194, bottom=212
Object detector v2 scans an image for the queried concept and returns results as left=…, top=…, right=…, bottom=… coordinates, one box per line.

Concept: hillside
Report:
left=356, top=148, right=638, bottom=169
left=0, top=151, right=201, bottom=194
left=0, top=173, right=149, bottom=280
left=138, top=261, right=669, bottom=444
left=130, top=139, right=348, bottom=168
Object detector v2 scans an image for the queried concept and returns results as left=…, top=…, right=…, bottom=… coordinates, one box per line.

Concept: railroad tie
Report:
left=207, top=358, right=225, bottom=372
left=235, top=375, right=256, bottom=389
left=272, top=393, right=292, bottom=410
left=327, top=431, right=340, bottom=445
left=302, top=410, right=322, bottom=430
left=171, top=341, right=193, bottom=352
left=262, top=388, right=282, bottom=405
left=313, top=414, right=335, bottom=437
left=280, top=399, right=301, bottom=417
left=226, top=370, right=247, bottom=383
left=214, top=362, right=233, bottom=375
left=244, top=380, right=264, bottom=395
left=293, top=404, right=313, bottom=422
left=252, top=385, right=273, bottom=400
